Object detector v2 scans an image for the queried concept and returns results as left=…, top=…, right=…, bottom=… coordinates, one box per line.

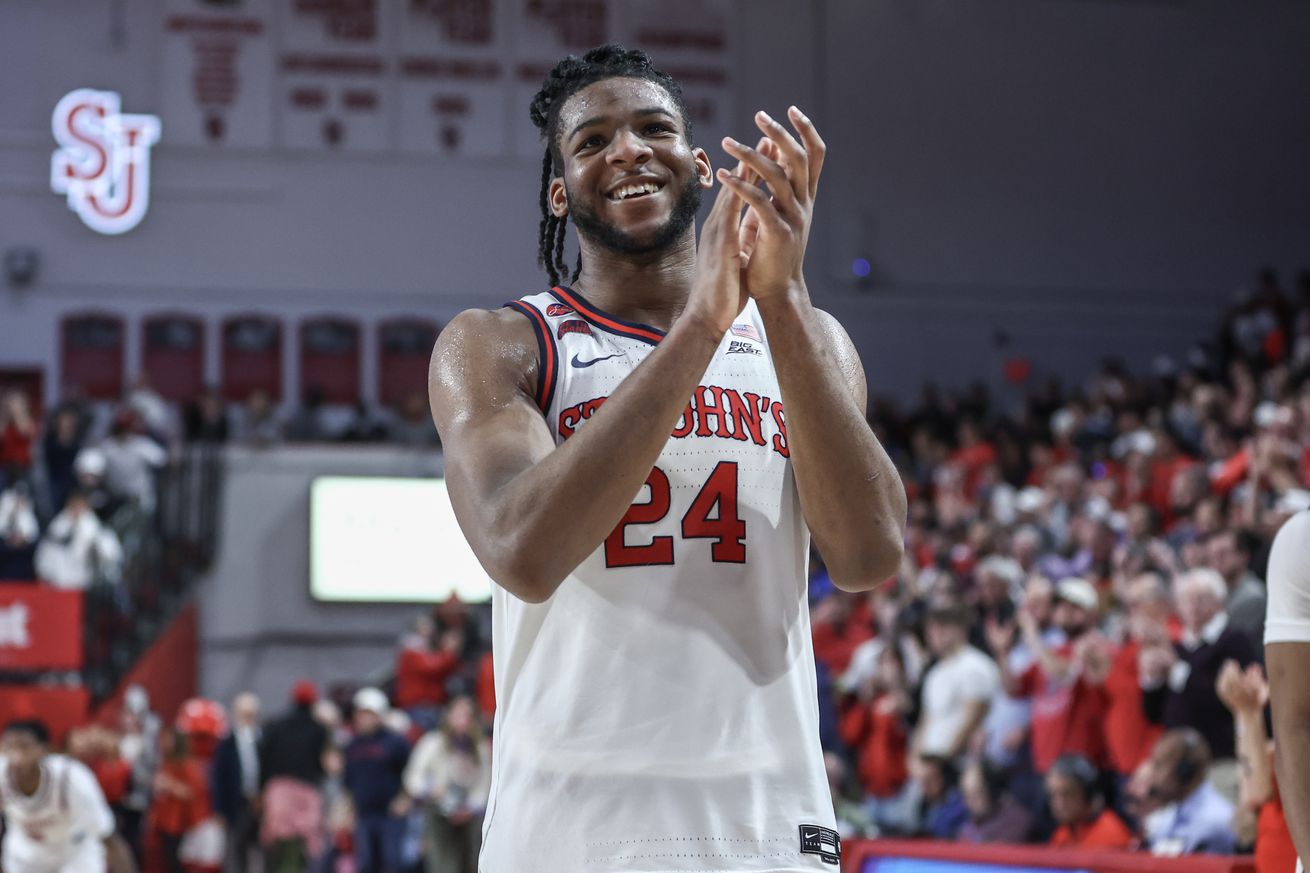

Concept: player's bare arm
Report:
left=719, top=106, right=907, bottom=590
left=430, top=172, right=747, bottom=603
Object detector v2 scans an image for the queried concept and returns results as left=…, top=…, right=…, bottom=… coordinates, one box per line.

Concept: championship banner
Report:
left=0, top=585, right=84, bottom=671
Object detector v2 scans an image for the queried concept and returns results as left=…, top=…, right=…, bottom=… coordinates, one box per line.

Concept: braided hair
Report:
left=529, top=44, right=693, bottom=288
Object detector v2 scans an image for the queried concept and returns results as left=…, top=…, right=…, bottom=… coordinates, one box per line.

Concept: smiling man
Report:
left=429, top=45, right=906, bottom=872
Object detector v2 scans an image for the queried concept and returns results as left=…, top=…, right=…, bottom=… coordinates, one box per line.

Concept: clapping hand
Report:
left=718, top=107, right=826, bottom=301
left=1216, top=659, right=1268, bottom=715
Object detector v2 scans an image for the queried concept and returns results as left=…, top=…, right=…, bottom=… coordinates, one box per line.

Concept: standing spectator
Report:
left=403, top=696, right=490, bottom=873
left=916, top=604, right=1000, bottom=760
left=34, top=489, right=123, bottom=589
left=1142, top=729, right=1236, bottom=855
left=183, top=387, right=230, bottom=443
left=1140, top=568, right=1257, bottom=797
left=1046, top=754, right=1135, bottom=849
left=99, top=410, right=167, bottom=513
left=1205, top=529, right=1268, bottom=646
left=0, top=481, right=39, bottom=580
left=0, top=390, right=36, bottom=487
left=118, top=685, right=161, bottom=862
left=212, top=692, right=261, bottom=873
left=1097, top=573, right=1173, bottom=779
left=343, top=687, right=411, bottom=873
left=839, top=643, right=912, bottom=826
left=987, top=578, right=1109, bottom=773
left=43, top=405, right=84, bottom=518
left=149, top=728, right=211, bottom=873
left=394, top=615, right=461, bottom=731
left=259, top=680, right=329, bottom=872
left=959, top=760, right=1035, bottom=844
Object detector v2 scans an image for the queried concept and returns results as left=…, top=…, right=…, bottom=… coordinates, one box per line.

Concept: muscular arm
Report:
left=431, top=308, right=722, bottom=602
left=753, top=291, right=906, bottom=590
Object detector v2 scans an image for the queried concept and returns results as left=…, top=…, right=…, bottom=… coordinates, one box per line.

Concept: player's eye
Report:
left=644, top=123, right=672, bottom=135
left=578, top=134, right=605, bottom=151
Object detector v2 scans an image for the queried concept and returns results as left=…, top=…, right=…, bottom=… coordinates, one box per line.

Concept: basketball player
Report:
left=429, top=46, right=906, bottom=872
left=0, top=720, right=136, bottom=873
left=1266, top=511, right=1310, bottom=872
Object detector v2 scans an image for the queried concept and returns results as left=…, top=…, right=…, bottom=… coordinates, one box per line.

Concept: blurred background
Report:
left=1, top=1, right=1309, bottom=872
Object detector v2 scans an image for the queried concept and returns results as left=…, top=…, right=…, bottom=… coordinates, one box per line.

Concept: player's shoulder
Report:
left=431, top=304, right=540, bottom=386
left=1275, top=510, right=1310, bottom=541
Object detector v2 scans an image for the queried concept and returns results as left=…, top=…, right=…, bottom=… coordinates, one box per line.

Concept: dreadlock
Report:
left=529, top=44, right=693, bottom=288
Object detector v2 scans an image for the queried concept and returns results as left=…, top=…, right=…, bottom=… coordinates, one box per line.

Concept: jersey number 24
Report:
left=604, top=461, right=746, bottom=567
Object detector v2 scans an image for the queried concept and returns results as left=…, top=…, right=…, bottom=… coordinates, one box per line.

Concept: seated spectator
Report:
left=916, top=604, right=999, bottom=761
left=34, top=489, right=123, bottom=589
left=1047, top=754, right=1135, bottom=849
left=1142, top=729, right=1236, bottom=855
left=1140, top=569, right=1257, bottom=798
left=959, top=760, right=1035, bottom=844
left=390, top=391, right=440, bottom=448
left=914, top=755, right=968, bottom=839
left=232, top=389, right=282, bottom=447
left=0, top=481, right=39, bottom=580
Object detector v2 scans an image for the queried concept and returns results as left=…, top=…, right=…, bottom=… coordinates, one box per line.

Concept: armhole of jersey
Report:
left=504, top=300, right=558, bottom=414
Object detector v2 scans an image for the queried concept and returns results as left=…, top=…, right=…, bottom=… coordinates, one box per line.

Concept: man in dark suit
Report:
left=212, top=692, right=261, bottom=873
left=1140, top=568, right=1257, bottom=801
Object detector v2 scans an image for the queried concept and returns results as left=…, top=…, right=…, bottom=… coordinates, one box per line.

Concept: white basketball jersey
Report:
left=481, top=287, right=838, bottom=873
left=0, top=754, right=114, bottom=873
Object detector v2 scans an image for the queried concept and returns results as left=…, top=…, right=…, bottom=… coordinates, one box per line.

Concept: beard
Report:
left=567, top=172, right=703, bottom=257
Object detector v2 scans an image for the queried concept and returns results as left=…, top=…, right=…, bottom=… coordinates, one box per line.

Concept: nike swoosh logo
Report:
left=571, top=353, right=621, bottom=368
left=803, top=829, right=820, bottom=840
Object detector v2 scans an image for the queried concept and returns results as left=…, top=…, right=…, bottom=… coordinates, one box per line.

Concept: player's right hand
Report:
left=683, top=162, right=747, bottom=338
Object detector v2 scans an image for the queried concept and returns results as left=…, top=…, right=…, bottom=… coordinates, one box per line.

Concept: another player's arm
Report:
left=431, top=175, right=747, bottom=603
left=720, top=107, right=906, bottom=591
left=1266, top=513, right=1310, bottom=867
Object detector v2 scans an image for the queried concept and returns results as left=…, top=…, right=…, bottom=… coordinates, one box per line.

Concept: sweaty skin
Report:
left=430, top=77, right=906, bottom=603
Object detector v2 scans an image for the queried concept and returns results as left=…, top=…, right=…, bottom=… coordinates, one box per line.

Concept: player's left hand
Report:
left=719, top=106, right=826, bottom=301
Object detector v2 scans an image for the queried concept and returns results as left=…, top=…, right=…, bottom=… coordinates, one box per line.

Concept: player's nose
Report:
left=605, top=127, right=652, bottom=167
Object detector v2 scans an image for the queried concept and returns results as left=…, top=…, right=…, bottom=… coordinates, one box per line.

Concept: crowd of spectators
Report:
left=44, top=596, right=494, bottom=873
left=812, top=268, right=1310, bottom=866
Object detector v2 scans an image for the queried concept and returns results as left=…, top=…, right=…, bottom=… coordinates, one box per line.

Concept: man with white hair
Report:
left=1140, top=568, right=1257, bottom=800
left=1265, top=511, right=1310, bottom=873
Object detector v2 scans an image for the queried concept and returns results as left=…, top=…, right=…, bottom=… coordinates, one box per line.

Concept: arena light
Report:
left=50, top=89, right=161, bottom=235
left=309, top=476, right=493, bottom=603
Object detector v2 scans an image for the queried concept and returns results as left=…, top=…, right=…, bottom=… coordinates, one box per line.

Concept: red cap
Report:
left=291, top=680, right=318, bottom=705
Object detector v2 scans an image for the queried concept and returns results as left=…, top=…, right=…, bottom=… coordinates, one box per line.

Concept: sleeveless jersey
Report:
left=0, top=754, right=114, bottom=873
left=481, top=286, right=838, bottom=873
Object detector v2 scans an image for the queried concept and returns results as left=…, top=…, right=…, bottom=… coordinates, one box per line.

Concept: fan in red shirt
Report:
left=812, top=591, right=875, bottom=676
left=1046, top=754, right=1136, bottom=850
left=986, top=578, right=1109, bottom=774
left=394, top=613, right=462, bottom=713
left=1093, top=573, right=1181, bottom=778
left=839, top=643, right=911, bottom=800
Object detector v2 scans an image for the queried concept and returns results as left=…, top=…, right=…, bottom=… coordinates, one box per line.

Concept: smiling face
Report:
left=549, top=77, right=712, bottom=259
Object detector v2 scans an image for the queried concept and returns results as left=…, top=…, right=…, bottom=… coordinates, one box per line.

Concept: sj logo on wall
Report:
left=50, top=89, right=161, bottom=235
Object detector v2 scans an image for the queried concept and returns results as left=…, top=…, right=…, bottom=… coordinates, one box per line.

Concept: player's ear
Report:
left=549, top=177, right=568, bottom=217
left=693, top=147, right=714, bottom=189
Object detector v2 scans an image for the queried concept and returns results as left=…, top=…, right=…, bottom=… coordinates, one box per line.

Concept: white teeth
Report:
left=611, top=181, right=661, bottom=200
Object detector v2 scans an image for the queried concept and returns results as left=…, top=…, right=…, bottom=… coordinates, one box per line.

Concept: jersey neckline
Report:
left=549, top=286, right=666, bottom=345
